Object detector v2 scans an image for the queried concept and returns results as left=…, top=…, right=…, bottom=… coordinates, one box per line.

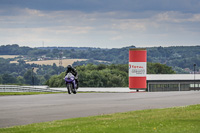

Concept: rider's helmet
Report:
left=67, top=65, right=72, bottom=71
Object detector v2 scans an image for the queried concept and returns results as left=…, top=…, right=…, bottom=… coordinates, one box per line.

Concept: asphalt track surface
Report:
left=0, top=91, right=200, bottom=128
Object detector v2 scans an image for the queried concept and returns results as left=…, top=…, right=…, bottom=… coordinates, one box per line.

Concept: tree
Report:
left=17, top=60, right=26, bottom=65
left=17, top=76, right=25, bottom=85
left=23, top=70, right=33, bottom=85
left=2, top=73, right=17, bottom=84
left=147, top=62, right=175, bottom=74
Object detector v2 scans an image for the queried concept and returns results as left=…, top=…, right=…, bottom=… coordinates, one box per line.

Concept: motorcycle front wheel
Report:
left=67, top=84, right=72, bottom=94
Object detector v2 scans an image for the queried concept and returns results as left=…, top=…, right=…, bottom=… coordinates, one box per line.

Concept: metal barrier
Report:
left=0, top=85, right=66, bottom=92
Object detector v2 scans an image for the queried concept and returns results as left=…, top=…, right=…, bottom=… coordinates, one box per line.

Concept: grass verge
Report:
left=0, top=104, right=200, bottom=133
left=0, top=92, right=64, bottom=95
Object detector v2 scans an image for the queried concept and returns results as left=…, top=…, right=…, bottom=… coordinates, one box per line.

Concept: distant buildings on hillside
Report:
left=184, top=68, right=200, bottom=74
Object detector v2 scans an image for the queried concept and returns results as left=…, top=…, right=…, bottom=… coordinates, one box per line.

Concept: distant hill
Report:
left=37, top=46, right=105, bottom=51
left=0, top=44, right=200, bottom=73
left=147, top=46, right=200, bottom=73
left=0, top=44, right=32, bottom=55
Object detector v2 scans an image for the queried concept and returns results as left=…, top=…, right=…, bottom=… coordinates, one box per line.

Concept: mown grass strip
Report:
left=1, top=104, right=200, bottom=133
left=0, top=92, right=64, bottom=95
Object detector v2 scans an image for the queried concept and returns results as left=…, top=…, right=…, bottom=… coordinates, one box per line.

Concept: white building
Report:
left=147, top=74, right=200, bottom=92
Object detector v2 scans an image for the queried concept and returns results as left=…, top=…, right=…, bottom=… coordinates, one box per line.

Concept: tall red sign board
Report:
left=129, top=48, right=147, bottom=89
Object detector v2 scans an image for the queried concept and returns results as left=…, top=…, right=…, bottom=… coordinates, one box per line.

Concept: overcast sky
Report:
left=0, top=0, right=200, bottom=48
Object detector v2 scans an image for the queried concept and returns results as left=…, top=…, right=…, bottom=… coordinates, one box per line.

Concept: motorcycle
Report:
left=64, top=72, right=77, bottom=94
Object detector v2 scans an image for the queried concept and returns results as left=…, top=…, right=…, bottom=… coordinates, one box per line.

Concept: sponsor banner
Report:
left=129, top=62, right=146, bottom=77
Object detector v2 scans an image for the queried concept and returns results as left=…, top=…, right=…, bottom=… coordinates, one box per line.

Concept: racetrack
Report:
left=0, top=91, right=200, bottom=128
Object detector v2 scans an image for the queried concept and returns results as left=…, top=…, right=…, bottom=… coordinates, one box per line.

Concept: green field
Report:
left=0, top=104, right=199, bottom=133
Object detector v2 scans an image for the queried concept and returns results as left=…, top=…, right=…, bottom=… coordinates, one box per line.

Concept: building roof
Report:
left=147, top=74, right=200, bottom=81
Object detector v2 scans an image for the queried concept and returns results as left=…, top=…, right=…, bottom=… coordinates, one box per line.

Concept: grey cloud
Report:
left=0, top=0, right=200, bottom=13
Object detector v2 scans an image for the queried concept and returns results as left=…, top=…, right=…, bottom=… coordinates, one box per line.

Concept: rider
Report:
left=65, top=65, right=78, bottom=89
